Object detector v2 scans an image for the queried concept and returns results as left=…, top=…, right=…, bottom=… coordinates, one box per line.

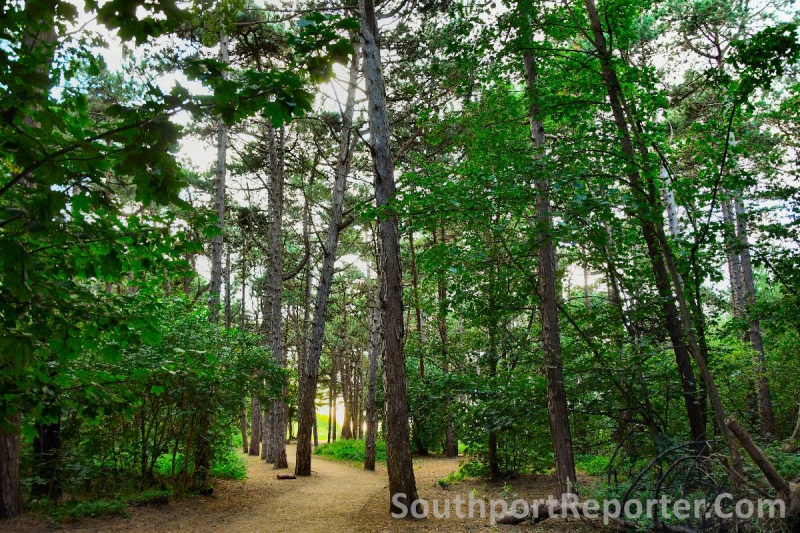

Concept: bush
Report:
left=576, top=454, right=611, bottom=477
left=438, top=459, right=487, bottom=487
left=315, top=439, right=386, bottom=463
left=211, top=448, right=248, bottom=480
left=47, top=498, right=130, bottom=522
left=765, top=446, right=800, bottom=480
left=129, top=488, right=172, bottom=506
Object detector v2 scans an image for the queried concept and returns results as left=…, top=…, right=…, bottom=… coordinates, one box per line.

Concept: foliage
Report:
left=575, top=455, right=612, bottom=477
left=315, top=439, right=386, bottom=463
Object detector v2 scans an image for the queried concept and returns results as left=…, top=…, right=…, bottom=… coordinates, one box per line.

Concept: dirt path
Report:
left=9, top=444, right=594, bottom=532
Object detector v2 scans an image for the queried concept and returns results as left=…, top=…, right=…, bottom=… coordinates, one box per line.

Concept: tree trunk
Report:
left=365, top=282, right=381, bottom=470
left=312, top=412, right=318, bottom=447
left=249, top=396, right=261, bottom=456
left=734, top=196, right=776, bottom=437
left=583, top=0, right=708, bottom=452
left=722, top=196, right=745, bottom=316
left=523, top=48, right=577, bottom=497
left=209, top=33, right=229, bottom=322
left=295, top=44, right=360, bottom=475
left=359, top=0, right=420, bottom=513
left=327, top=380, right=333, bottom=444
left=193, top=32, right=228, bottom=490
left=434, top=226, right=458, bottom=458
left=661, top=164, right=680, bottom=238
left=33, top=412, right=61, bottom=500
left=240, top=408, right=248, bottom=454
left=408, top=225, right=427, bottom=368
left=0, top=414, right=21, bottom=518
left=224, top=245, right=232, bottom=329
left=268, top=125, right=289, bottom=469
left=261, top=404, right=271, bottom=461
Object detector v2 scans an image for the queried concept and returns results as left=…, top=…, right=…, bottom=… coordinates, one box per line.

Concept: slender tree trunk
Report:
left=661, top=164, right=680, bottom=238
left=209, top=33, right=229, bottom=322
left=33, top=410, right=61, bottom=500
left=523, top=48, right=577, bottom=496
left=327, top=380, right=334, bottom=444
left=434, top=226, right=458, bottom=458
left=268, top=125, right=289, bottom=469
left=332, top=380, right=338, bottom=442
left=408, top=225, right=427, bottom=361
left=295, top=44, right=360, bottom=475
left=261, top=400, right=275, bottom=463
left=722, top=196, right=745, bottom=315
left=224, top=245, right=232, bottom=329
left=249, top=396, right=261, bottom=456
left=312, top=413, right=318, bottom=447
left=341, top=346, right=353, bottom=440
left=487, top=300, right=501, bottom=480
left=0, top=414, right=21, bottom=518
left=583, top=0, right=708, bottom=451
left=359, top=0, right=419, bottom=512
left=191, top=32, right=228, bottom=490
left=734, top=196, right=776, bottom=436
left=240, top=409, right=248, bottom=454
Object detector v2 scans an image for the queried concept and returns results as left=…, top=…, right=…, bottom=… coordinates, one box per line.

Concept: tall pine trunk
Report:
left=365, top=282, right=380, bottom=470
left=266, top=125, right=288, bottom=468
left=523, top=48, right=577, bottom=496
left=295, top=43, right=360, bottom=475
left=249, top=396, right=261, bottom=456
left=209, top=33, right=229, bottom=322
left=359, top=0, right=419, bottom=512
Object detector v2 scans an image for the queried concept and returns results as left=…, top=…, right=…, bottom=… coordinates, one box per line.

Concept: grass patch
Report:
left=315, top=439, right=386, bottom=463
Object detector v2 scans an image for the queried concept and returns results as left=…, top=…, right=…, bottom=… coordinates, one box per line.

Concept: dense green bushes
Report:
left=315, top=439, right=386, bottom=463
left=19, top=299, right=281, bottom=506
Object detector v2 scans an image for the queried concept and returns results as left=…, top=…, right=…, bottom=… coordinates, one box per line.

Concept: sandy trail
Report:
left=8, top=443, right=592, bottom=532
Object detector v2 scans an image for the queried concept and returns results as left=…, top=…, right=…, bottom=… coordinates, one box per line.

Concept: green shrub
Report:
left=129, top=488, right=172, bottom=506
left=765, top=447, right=800, bottom=480
left=314, top=439, right=386, bottom=463
left=438, top=459, right=487, bottom=488
left=576, top=454, right=611, bottom=477
left=48, top=498, right=130, bottom=522
left=211, top=447, right=248, bottom=480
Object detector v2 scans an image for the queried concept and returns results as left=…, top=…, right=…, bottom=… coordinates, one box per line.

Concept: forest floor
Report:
left=8, top=443, right=599, bottom=532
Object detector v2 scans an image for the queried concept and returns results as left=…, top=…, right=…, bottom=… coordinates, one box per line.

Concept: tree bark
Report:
left=268, top=124, right=289, bottom=469
left=359, top=0, right=420, bottom=512
left=722, top=196, right=745, bottom=316
left=209, top=33, right=229, bottom=322
left=240, top=408, right=248, bottom=454
left=249, top=396, right=261, bottom=456
left=434, top=226, right=458, bottom=458
left=365, top=282, right=381, bottom=471
left=33, top=411, right=61, bottom=500
left=734, top=196, right=776, bottom=437
left=661, top=164, right=680, bottom=238
left=224, top=245, right=232, bottom=329
left=295, top=43, right=360, bottom=475
left=0, top=414, right=21, bottom=518
left=523, top=48, right=577, bottom=497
